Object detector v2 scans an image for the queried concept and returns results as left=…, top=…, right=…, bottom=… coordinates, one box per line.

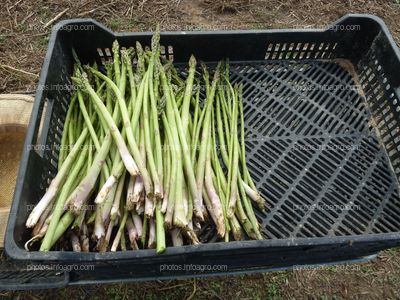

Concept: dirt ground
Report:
left=2, top=0, right=400, bottom=94
left=1, top=0, right=400, bottom=298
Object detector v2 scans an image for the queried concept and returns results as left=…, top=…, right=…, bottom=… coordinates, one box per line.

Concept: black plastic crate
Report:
left=5, top=14, right=400, bottom=285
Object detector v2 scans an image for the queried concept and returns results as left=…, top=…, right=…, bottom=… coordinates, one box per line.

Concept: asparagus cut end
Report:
left=95, top=175, right=117, bottom=204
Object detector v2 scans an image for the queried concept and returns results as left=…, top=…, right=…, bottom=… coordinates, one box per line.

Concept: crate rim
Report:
left=5, top=13, right=400, bottom=263
left=50, top=13, right=399, bottom=41
left=5, top=232, right=400, bottom=262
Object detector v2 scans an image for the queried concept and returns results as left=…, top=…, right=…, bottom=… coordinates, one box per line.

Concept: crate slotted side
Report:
left=226, top=60, right=400, bottom=238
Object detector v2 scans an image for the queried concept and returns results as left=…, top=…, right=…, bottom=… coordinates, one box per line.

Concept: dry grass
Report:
left=202, top=0, right=252, bottom=13
left=1, top=0, right=400, bottom=93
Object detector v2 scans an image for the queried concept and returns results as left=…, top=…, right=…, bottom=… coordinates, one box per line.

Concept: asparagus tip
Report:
left=189, top=55, right=197, bottom=67
left=112, top=40, right=120, bottom=54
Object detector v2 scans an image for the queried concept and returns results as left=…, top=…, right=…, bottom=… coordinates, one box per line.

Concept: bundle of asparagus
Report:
left=25, top=31, right=265, bottom=254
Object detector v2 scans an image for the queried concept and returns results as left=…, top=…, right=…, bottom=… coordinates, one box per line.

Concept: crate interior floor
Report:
left=215, top=59, right=400, bottom=239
